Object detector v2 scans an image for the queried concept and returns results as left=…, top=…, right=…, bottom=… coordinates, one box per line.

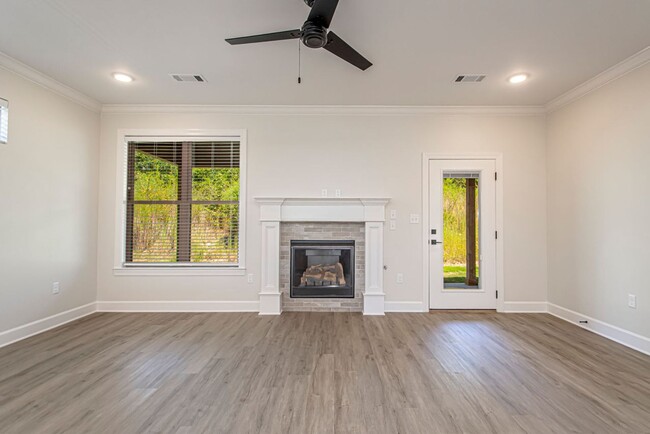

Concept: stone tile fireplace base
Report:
left=281, top=223, right=365, bottom=312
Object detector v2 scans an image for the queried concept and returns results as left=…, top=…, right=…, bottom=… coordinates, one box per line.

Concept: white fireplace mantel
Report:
left=254, top=197, right=390, bottom=315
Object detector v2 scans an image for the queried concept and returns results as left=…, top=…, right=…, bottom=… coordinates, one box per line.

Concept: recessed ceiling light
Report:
left=508, top=73, right=529, bottom=84
left=112, top=72, right=134, bottom=83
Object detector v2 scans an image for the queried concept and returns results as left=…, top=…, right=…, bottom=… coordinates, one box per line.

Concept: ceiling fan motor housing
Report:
left=301, top=21, right=328, bottom=48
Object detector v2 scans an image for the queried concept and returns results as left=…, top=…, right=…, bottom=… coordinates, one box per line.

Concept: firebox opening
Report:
left=290, top=240, right=355, bottom=298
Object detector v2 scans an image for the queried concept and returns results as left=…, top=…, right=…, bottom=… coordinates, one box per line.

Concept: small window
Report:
left=0, top=98, right=8, bottom=144
left=123, top=139, right=242, bottom=266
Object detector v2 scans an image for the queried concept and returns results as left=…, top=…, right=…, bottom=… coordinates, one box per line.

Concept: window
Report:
left=122, top=137, right=243, bottom=268
left=0, top=98, right=8, bottom=144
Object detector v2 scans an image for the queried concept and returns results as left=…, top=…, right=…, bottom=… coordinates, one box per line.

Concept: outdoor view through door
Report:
left=124, top=140, right=241, bottom=266
left=443, top=174, right=480, bottom=289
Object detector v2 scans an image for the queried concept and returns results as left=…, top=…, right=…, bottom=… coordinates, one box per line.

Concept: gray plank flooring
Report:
left=0, top=311, right=648, bottom=433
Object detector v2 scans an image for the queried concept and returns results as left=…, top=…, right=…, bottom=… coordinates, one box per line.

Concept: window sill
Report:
left=112, top=267, right=246, bottom=276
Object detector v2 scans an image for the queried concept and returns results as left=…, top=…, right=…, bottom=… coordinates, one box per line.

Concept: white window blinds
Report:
left=0, top=99, right=8, bottom=144
left=124, top=140, right=241, bottom=265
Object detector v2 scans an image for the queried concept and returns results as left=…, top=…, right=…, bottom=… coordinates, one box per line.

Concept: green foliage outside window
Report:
left=131, top=150, right=240, bottom=263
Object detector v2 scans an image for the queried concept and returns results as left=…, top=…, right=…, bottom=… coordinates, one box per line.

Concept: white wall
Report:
left=2, top=49, right=647, bottom=348
left=97, top=110, right=548, bottom=308
left=547, top=63, right=650, bottom=337
left=0, top=68, right=100, bottom=334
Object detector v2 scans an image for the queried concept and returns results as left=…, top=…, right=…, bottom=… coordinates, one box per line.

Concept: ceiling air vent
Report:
left=170, top=74, right=207, bottom=83
left=454, top=74, right=486, bottom=83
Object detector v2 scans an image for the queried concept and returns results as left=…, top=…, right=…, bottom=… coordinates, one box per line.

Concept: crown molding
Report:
left=0, top=51, right=101, bottom=113
left=545, top=46, right=650, bottom=113
left=101, top=104, right=546, bottom=116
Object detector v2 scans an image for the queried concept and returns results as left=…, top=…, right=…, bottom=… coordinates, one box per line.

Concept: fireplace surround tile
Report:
left=280, top=223, right=364, bottom=312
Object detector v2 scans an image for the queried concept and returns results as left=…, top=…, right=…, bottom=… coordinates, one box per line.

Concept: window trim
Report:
left=0, top=98, right=8, bottom=144
left=113, top=129, right=247, bottom=276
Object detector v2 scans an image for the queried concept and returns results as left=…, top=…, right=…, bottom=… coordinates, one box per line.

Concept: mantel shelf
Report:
left=255, top=197, right=391, bottom=223
left=254, top=197, right=390, bottom=203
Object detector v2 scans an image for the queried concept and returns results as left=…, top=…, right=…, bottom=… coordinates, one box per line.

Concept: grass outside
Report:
left=443, top=264, right=479, bottom=284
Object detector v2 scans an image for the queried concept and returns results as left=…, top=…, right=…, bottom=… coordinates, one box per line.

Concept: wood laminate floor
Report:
left=0, top=312, right=648, bottom=433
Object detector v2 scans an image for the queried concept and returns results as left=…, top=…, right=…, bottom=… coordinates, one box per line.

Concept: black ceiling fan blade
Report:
left=323, top=31, right=372, bottom=71
left=226, top=29, right=300, bottom=45
left=307, top=0, right=339, bottom=28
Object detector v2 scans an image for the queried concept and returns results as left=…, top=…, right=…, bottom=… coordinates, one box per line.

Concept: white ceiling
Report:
left=1, top=0, right=649, bottom=106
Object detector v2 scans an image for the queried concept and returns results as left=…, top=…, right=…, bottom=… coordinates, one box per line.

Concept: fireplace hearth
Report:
left=290, top=240, right=355, bottom=298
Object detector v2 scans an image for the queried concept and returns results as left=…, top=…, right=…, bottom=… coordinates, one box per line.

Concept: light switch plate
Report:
left=389, top=220, right=396, bottom=230
left=321, top=189, right=328, bottom=197
left=409, top=214, right=420, bottom=224
left=52, top=282, right=60, bottom=295
left=396, top=273, right=404, bottom=284
left=390, top=210, right=397, bottom=219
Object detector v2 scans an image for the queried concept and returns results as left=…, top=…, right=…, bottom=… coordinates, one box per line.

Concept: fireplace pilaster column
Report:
left=363, top=221, right=385, bottom=315
left=360, top=199, right=387, bottom=315
left=257, top=200, right=283, bottom=315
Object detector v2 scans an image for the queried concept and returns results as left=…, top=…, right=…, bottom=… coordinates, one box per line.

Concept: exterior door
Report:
left=428, top=159, right=497, bottom=309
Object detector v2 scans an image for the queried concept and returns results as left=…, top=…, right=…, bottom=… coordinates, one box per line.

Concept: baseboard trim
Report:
left=384, top=301, right=428, bottom=313
left=501, top=301, right=548, bottom=313
left=96, top=301, right=260, bottom=313
left=547, top=303, right=649, bottom=356
left=0, top=302, right=97, bottom=349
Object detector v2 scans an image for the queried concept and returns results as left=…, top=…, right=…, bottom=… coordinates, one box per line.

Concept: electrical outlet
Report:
left=389, top=220, right=396, bottom=231
left=628, top=294, right=637, bottom=309
left=321, top=189, right=328, bottom=197
left=396, top=273, right=404, bottom=284
left=52, top=282, right=60, bottom=295
left=409, top=214, right=420, bottom=224
left=335, top=189, right=341, bottom=197
left=390, top=209, right=397, bottom=219
left=247, top=274, right=254, bottom=284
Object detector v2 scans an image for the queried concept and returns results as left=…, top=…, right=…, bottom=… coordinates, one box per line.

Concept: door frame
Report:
left=421, top=153, right=505, bottom=312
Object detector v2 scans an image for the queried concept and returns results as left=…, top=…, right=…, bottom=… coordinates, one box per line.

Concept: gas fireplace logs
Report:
left=300, top=263, right=346, bottom=286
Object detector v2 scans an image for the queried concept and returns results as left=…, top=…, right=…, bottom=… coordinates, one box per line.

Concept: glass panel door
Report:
left=429, top=159, right=497, bottom=309
left=443, top=173, right=480, bottom=289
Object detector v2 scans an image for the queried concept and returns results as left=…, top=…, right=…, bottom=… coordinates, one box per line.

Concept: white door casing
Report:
left=428, top=159, right=497, bottom=309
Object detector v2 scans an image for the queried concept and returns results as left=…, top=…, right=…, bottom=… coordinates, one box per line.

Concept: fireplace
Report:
left=255, top=197, right=388, bottom=315
left=290, top=240, right=355, bottom=298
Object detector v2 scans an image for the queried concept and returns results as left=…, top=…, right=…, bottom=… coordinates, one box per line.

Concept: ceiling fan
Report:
left=225, top=0, right=372, bottom=71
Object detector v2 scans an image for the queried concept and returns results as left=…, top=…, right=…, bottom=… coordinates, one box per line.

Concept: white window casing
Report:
left=0, top=98, right=8, bottom=144
left=113, top=130, right=247, bottom=276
